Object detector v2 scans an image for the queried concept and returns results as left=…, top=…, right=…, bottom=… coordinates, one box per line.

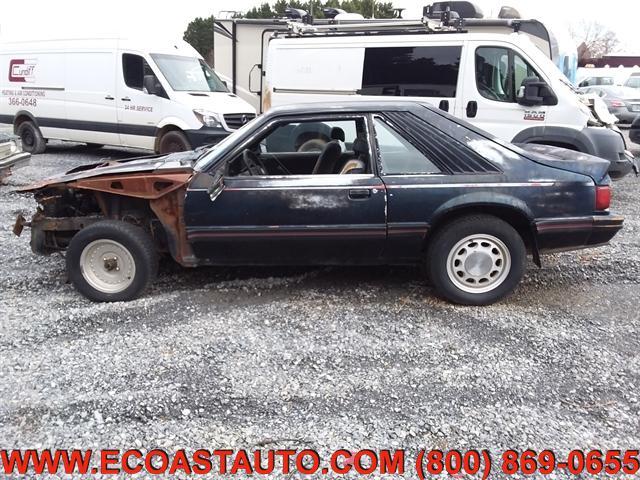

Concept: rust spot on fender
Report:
left=68, top=172, right=193, bottom=200
left=149, top=187, right=197, bottom=267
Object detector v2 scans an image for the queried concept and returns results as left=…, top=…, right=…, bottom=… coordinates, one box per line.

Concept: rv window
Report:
left=475, top=47, right=540, bottom=103
left=373, top=118, right=440, bottom=175
left=122, top=54, right=155, bottom=90
left=361, top=46, right=461, bottom=98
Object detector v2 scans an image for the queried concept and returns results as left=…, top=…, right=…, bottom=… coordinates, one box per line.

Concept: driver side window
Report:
left=475, top=47, right=540, bottom=103
left=226, top=117, right=371, bottom=177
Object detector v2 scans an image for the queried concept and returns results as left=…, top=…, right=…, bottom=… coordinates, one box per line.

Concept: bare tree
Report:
left=570, top=21, right=619, bottom=61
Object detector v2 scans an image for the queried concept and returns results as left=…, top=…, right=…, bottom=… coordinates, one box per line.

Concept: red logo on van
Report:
left=9, top=59, right=37, bottom=83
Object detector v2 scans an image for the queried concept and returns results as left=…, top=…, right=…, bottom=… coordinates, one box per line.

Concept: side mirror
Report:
left=208, top=171, right=225, bottom=202
left=517, top=77, right=557, bottom=106
left=143, top=75, right=161, bottom=96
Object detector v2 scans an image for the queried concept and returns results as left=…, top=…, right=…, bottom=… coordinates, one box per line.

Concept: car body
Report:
left=0, top=38, right=255, bottom=155
left=631, top=116, right=640, bottom=145
left=0, top=132, right=30, bottom=181
left=14, top=101, right=624, bottom=305
left=579, top=85, right=640, bottom=124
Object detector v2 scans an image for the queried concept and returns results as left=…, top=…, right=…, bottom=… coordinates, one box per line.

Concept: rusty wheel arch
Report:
left=68, top=171, right=197, bottom=267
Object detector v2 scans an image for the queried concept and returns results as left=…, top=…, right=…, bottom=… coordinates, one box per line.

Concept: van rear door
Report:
left=64, top=50, right=120, bottom=146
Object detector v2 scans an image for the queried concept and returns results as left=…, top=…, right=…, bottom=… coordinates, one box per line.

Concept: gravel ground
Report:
left=0, top=139, right=639, bottom=479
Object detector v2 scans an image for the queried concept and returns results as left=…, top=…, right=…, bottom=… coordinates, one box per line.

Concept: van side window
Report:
left=122, top=53, right=154, bottom=90
left=361, top=46, right=461, bottom=98
left=475, top=47, right=540, bottom=103
left=374, top=118, right=440, bottom=175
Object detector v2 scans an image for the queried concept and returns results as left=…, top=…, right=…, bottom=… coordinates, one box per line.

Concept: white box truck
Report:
left=0, top=38, right=256, bottom=154
left=213, top=15, right=635, bottom=178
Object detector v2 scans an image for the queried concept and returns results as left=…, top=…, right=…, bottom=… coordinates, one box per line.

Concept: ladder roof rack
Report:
left=276, top=16, right=549, bottom=40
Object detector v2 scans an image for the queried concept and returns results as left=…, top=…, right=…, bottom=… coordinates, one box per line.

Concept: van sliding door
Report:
left=64, top=51, right=120, bottom=146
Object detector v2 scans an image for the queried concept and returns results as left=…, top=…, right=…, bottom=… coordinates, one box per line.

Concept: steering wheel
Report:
left=478, top=83, right=502, bottom=101
left=241, top=150, right=267, bottom=176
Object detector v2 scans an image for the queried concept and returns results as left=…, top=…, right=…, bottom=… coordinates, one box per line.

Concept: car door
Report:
left=183, top=114, right=387, bottom=265
left=116, top=52, right=166, bottom=149
left=461, top=42, right=549, bottom=141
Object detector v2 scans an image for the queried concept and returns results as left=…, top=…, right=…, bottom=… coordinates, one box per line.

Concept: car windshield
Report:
left=151, top=54, right=228, bottom=92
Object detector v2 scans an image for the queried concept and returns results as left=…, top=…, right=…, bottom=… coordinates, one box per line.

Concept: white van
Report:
left=214, top=18, right=634, bottom=178
left=0, top=38, right=256, bottom=154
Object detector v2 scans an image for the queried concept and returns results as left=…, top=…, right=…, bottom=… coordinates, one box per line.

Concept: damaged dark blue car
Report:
left=15, top=101, right=624, bottom=305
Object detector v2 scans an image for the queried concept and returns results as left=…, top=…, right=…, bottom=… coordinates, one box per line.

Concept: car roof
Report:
left=264, top=100, right=431, bottom=117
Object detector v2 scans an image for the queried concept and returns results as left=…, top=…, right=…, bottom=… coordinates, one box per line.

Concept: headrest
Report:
left=352, top=137, right=369, bottom=154
left=330, top=127, right=345, bottom=142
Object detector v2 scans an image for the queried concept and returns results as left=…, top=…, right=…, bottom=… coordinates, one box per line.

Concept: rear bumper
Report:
left=535, top=214, right=624, bottom=252
left=0, top=151, right=30, bottom=175
left=615, top=111, right=640, bottom=123
left=184, top=127, right=230, bottom=149
left=582, top=127, right=635, bottom=179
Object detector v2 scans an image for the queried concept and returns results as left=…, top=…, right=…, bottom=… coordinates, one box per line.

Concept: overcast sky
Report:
left=0, top=0, right=638, bottom=53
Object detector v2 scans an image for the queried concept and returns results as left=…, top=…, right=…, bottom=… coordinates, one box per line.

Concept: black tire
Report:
left=426, top=215, right=526, bottom=306
left=66, top=220, right=158, bottom=302
left=17, top=120, right=46, bottom=154
left=158, top=130, right=191, bottom=154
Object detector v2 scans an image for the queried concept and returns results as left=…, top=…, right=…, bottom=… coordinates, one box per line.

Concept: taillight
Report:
left=595, top=185, right=611, bottom=210
left=609, top=100, right=625, bottom=107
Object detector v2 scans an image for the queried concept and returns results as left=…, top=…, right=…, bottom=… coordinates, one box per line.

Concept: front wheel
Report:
left=158, top=130, right=191, bottom=154
left=66, top=220, right=158, bottom=302
left=427, top=215, right=526, bottom=305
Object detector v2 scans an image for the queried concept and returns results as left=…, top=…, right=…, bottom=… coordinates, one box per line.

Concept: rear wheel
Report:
left=158, top=130, right=191, bottom=154
left=17, top=120, right=46, bottom=154
left=427, top=215, right=526, bottom=305
left=66, top=220, right=158, bottom=302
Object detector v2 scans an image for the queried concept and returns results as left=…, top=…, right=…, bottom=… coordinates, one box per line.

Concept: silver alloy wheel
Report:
left=445, top=234, right=511, bottom=294
left=79, top=239, right=136, bottom=294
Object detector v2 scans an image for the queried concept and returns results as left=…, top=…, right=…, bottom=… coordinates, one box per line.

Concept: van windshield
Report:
left=151, top=54, right=228, bottom=92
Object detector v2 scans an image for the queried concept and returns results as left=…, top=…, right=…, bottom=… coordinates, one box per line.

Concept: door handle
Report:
left=348, top=189, right=371, bottom=200
left=466, top=100, right=478, bottom=118
left=105, top=95, right=115, bottom=100
left=121, top=97, right=131, bottom=102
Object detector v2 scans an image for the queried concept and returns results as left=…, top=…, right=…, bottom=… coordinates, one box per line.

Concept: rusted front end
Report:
left=15, top=168, right=199, bottom=267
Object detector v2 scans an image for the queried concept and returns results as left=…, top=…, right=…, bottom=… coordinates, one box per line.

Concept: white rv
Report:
left=213, top=17, right=634, bottom=178
left=0, top=38, right=256, bottom=154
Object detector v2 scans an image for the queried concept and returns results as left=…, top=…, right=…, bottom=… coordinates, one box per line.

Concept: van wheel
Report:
left=66, top=220, right=159, bottom=302
left=426, top=215, right=526, bottom=306
left=158, top=130, right=191, bottom=154
left=17, top=121, right=46, bottom=154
